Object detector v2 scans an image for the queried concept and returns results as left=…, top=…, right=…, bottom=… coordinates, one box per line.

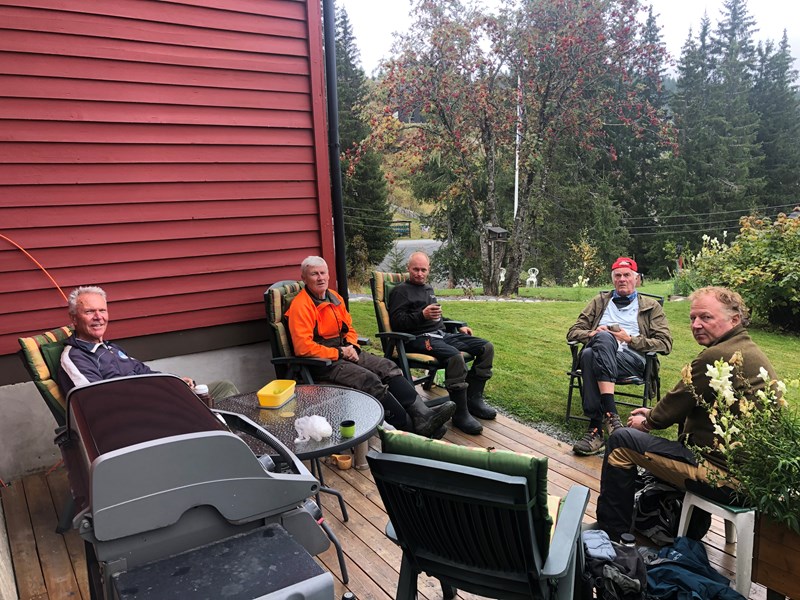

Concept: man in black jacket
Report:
left=387, top=252, right=497, bottom=434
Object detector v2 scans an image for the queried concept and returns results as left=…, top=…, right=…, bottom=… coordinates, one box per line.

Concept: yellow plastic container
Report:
left=257, top=379, right=296, bottom=408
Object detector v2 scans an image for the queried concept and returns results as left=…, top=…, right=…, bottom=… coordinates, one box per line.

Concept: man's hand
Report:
left=628, top=407, right=651, bottom=431
left=594, top=325, right=633, bottom=343
left=458, top=326, right=473, bottom=335
left=181, top=376, right=195, bottom=388
left=341, top=346, right=359, bottom=362
left=423, top=304, right=442, bottom=320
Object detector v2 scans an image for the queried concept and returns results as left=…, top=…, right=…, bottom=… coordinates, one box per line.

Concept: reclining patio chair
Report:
left=264, top=280, right=333, bottom=384
left=368, top=428, right=590, bottom=600
left=565, top=292, right=665, bottom=424
left=370, top=271, right=473, bottom=395
left=18, top=325, right=74, bottom=427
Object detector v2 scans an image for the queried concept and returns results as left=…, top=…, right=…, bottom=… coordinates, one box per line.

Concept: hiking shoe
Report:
left=604, top=412, right=624, bottom=436
left=573, top=427, right=605, bottom=455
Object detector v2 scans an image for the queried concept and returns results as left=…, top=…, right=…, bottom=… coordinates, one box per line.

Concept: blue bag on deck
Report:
left=645, top=536, right=745, bottom=600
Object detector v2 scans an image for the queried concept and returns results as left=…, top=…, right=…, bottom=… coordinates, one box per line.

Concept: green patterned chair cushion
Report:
left=266, top=281, right=304, bottom=359
left=18, top=325, right=73, bottom=426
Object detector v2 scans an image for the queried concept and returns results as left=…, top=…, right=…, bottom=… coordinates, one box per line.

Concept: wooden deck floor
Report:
left=2, top=413, right=770, bottom=600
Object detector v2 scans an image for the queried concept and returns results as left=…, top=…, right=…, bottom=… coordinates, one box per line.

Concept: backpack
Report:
left=633, top=473, right=683, bottom=546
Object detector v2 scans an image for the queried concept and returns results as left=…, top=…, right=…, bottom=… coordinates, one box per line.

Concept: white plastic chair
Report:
left=526, top=268, right=539, bottom=287
left=677, top=491, right=755, bottom=597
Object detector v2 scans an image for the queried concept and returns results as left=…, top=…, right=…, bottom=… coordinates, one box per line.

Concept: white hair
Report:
left=300, top=255, right=328, bottom=276
left=68, top=286, right=107, bottom=315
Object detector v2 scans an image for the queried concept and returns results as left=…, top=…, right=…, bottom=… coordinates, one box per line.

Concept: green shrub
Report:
left=672, top=211, right=800, bottom=330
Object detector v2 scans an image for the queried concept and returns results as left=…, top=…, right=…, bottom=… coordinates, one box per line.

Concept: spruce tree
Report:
left=335, top=8, right=393, bottom=279
left=707, top=0, right=764, bottom=213
left=751, top=33, right=800, bottom=210
left=668, top=1, right=764, bottom=252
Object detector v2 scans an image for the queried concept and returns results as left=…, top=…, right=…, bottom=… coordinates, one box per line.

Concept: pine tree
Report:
left=706, top=0, right=764, bottom=212
left=668, top=0, right=764, bottom=253
left=335, top=8, right=393, bottom=278
left=599, top=6, right=675, bottom=275
left=751, top=32, right=800, bottom=210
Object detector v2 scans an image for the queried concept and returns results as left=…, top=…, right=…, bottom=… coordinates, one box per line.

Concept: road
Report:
left=376, top=239, right=443, bottom=271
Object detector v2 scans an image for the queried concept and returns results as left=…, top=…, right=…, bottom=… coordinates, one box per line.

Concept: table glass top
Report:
left=214, top=384, right=384, bottom=459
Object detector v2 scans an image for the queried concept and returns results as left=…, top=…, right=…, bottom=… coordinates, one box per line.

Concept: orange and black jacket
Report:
left=285, top=287, right=360, bottom=361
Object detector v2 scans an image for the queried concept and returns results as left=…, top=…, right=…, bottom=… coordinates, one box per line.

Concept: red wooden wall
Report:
left=0, top=0, right=336, bottom=359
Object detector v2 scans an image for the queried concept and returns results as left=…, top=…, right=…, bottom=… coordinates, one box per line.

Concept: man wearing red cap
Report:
left=567, top=257, right=672, bottom=455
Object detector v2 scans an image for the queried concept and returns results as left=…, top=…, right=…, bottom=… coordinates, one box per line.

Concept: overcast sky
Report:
left=338, top=0, right=800, bottom=76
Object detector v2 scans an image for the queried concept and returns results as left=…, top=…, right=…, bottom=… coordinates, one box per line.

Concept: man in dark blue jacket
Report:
left=58, top=285, right=237, bottom=400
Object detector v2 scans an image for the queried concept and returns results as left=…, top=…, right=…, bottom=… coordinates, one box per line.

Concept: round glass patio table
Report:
left=213, top=384, right=383, bottom=461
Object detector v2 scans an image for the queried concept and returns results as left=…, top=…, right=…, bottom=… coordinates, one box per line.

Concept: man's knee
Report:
left=607, top=427, right=638, bottom=452
left=471, top=341, right=493, bottom=379
left=444, top=353, right=468, bottom=386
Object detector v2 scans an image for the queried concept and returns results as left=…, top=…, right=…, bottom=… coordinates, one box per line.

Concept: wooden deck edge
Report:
left=0, top=495, right=20, bottom=600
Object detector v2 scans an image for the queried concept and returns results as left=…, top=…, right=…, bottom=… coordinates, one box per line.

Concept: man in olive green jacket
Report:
left=596, top=286, right=779, bottom=541
left=567, top=257, right=672, bottom=455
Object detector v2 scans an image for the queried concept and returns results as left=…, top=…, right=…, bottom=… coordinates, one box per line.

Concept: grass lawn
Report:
left=348, top=284, right=800, bottom=440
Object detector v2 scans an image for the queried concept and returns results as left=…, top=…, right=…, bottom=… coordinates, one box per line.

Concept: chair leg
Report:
left=319, top=520, right=349, bottom=584
left=439, top=580, right=457, bottom=600
left=311, top=458, right=349, bottom=521
left=396, top=553, right=418, bottom=600
left=56, top=495, right=75, bottom=534
left=734, top=511, right=755, bottom=598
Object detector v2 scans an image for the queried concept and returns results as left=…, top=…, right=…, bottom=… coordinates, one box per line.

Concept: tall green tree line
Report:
left=341, top=0, right=800, bottom=286
left=335, top=7, right=393, bottom=282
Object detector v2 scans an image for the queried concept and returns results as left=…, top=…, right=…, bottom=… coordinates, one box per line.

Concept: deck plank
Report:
left=46, top=469, right=89, bottom=600
left=1, top=479, right=47, bottom=600
left=24, top=473, right=82, bottom=600
left=2, top=408, right=772, bottom=599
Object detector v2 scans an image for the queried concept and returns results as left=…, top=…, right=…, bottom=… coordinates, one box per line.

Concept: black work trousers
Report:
left=405, top=332, right=493, bottom=389
left=580, top=331, right=645, bottom=422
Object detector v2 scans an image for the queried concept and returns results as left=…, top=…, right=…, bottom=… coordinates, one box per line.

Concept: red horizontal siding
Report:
left=2, top=181, right=318, bottom=208
left=0, top=0, right=335, bottom=358
left=0, top=143, right=315, bottom=164
left=0, top=231, right=317, bottom=272
left=0, top=121, right=314, bottom=145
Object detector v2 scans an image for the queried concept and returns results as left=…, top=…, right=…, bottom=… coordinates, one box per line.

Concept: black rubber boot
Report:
left=407, top=397, right=455, bottom=438
left=465, top=375, right=497, bottom=420
left=449, top=386, right=482, bottom=434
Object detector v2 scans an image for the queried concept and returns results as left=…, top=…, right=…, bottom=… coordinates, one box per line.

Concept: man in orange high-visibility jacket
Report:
left=285, top=256, right=454, bottom=438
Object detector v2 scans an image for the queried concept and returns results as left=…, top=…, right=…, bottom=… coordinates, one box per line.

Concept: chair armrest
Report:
left=376, top=331, right=417, bottom=342
left=443, top=320, right=466, bottom=332
left=271, top=356, right=332, bottom=368
left=541, top=484, right=590, bottom=579
left=357, top=336, right=371, bottom=346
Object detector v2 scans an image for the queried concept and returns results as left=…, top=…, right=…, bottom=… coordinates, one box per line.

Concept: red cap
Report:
left=611, top=257, right=638, bottom=272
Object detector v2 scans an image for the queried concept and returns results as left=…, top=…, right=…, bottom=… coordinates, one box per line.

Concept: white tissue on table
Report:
left=294, top=415, right=333, bottom=443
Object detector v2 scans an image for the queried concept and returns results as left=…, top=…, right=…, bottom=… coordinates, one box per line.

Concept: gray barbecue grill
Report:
left=56, top=373, right=334, bottom=600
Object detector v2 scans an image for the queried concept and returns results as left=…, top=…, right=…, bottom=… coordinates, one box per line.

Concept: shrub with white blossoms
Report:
left=686, top=351, right=799, bottom=533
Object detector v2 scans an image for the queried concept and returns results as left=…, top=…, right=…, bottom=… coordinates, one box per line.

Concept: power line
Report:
left=620, top=203, right=794, bottom=222
left=625, top=217, right=744, bottom=232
